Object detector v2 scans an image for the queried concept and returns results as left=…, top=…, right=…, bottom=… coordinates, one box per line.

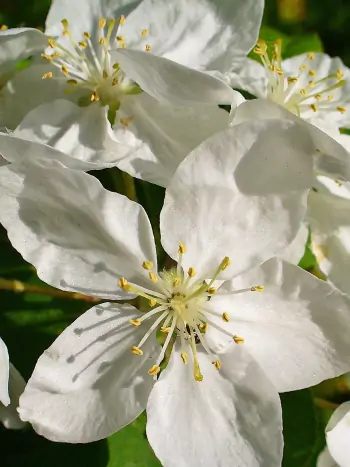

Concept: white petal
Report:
left=19, top=302, right=160, bottom=442
left=326, top=401, right=350, bottom=467
left=0, top=63, right=68, bottom=130
left=111, top=48, right=240, bottom=106
left=279, top=222, right=309, bottom=264
left=121, top=0, right=264, bottom=71
left=231, top=99, right=350, bottom=182
left=308, top=183, right=350, bottom=295
left=161, top=118, right=314, bottom=280
left=317, top=447, right=339, bottom=467
left=207, top=257, right=350, bottom=392
left=0, top=364, right=26, bottom=430
left=147, top=343, right=283, bottom=467
left=0, top=161, right=156, bottom=299
left=0, top=337, right=10, bottom=407
left=0, top=28, right=47, bottom=74
left=12, top=99, right=131, bottom=170
left=114, top=93, right=229, bottom=187
left=224, top=57, right=267, bottom=97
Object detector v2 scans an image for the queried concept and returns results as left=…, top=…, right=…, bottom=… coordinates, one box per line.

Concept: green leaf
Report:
left=107, top=413, right=160, bottom=467
left=283, top=34, right=324, bottom=58
left=298, top=230, right=317, bottom=271
left=281, top=389, right=318, bottom=466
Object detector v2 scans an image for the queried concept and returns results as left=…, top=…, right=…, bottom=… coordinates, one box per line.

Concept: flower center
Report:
left=119, top=243, right=264, bottom=381
left=254, top=39, right=347, bottom=117
left=41, top=16, right=149, bottom=113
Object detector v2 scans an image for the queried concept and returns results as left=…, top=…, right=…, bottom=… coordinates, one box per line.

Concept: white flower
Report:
left=1, top=119, right=350, bottom=465
left=228, top=40, right=350, bottom=129
left=0, top=337, right=26, bottom=429
left=0, top=0, right=262, bottom=186
left=317, top=402, right=350, bottom=467
left=307, top=175, right=350, bottom=295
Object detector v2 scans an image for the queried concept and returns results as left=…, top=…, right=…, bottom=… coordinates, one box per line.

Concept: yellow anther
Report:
left=141, top=29, right=148, bottom=36
left=160, top=326, right=171, bottom=333
left=253, top=38, right=267, bottom=55
left=148, top=365, right=160, bottom=376
left=99, top=37, right=105, bottom=45
left=149, top=298, right=157, bottom=307
left=116, top=35, right=125, bottom=41
left=51, top=52, right=61, bottom=59
left=0, top=25, right=8, bottom=31
left=208, top=287, right=216, bottom=295
left=145, top=44, right=151, bottom=52
left=112, top=78, right=119, bottom=86
left=269, top=65, right=283, bottom=75
left=188, top=267, right=196, bottom=277
left=181, top=352, right=188, bottom=364
left=66, top=79, right=78, bottom=85
left=315, top=94, right=322, bottom=101
left=13, top=280, right=25, bottom=292
left=173, top=278, right=181, bottom=287
left=83, top=32, right=91, bottom=39
left=113, top=63, right=120, bottom=69
left=222, top=312, right=230, bottom=323
left=48, top=38, right=56, bottom=48
left=233, top=335, right=245, bottom=344
left=310, top=104, right=318, bottom=112
left=213, top=360, right=221, bottom=370
left=120, top=116, right=134, bottom=126
left=142, top=261, right=154, bottom=270
left=42, top=72, right=53, bottom=79
left=308, top=52, right=315, bottom=60
left=308, top=80, right=315, bottom=87
left=61, top=65, right=69, bottom=76
left=130, top=319, right=141, bottom=327
left=299, top=88, right=307, bottom=96
left=334, top=179, right=343, bottom=187
left=178, top=243, right=187, bottom=254
left=78, top=41, right=87, bottom=49
left=149, top=272, right=158, bottom=283
left=327, top=94, right=334, bottom=102
left=299, top=64, right=307, bottom=71
left=41, top=53, right=52, bottom=61
left=131, top=346, right=143, bottom=356
left=119, top=277, right=129, bottom=289
left=287, top=77, right=298, bottom=84
left=336, top=69, right=344, bottom=80
left=308, top=69, right=317, bottom=77
left=99, top=18, right=106, bottom=28
left=221, top=256, right=231, bottom=270
left=102, top=70, right=109, bottom=79
left=337, top=106, right=347, bottom=114
left=91, top=91, right=100, bottom=102
left=199, top=323, right=208, bottom=333
left=250, top=285, right=264, bottom=292
left=119, top=15, right=126, bottom=24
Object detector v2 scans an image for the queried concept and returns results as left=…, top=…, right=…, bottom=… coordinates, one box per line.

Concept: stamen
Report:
left=99, top=18, right=107, bottom=29
left=145, top=45, right=151, bottom=52
left=181, top=352, right=188, bottom=364
left=233, top=335, right=245, bottom=344
left=67, top=79, right=78, bottom=85
left=149, top=272, right=158, bottom=283
left=148, top=365, right=160, bottom=376
left=308, top=69, right=317, bottom=77
left=308, top=52, right=315, bottom=60
left=208, top=287, right=216, bottom=295
left=310, top=104, right=318, bottom=112
left=213, top=360, right=221, bottom=370
left=336, top=69, right=344, bottom=80
left=337, top=106, right=347, bottom=114
left=142, top=261, right=154, bottom=270
left=178, top=243, right=187, bottom=254
left=131, top=346, right=143, bottom=355
left=250, top=285, right=264, bottom=292
left=141, top=29, right=148, bottom=36
left=130, top=319, right=141, bottom=326
left=120, top=117, right=133, bottom=126
left=222, top=312, right=230, bottom=322
left=48, top=38, right=56, bottom=48
left=188, top=267, right=196, bottom=277
left=0, top=25, right=8, bottom=31
left=119, top=15, right=126, bottom=24
left=42, top=72, right=53, bottom=79
left=173, top=278, right=181, bottom=287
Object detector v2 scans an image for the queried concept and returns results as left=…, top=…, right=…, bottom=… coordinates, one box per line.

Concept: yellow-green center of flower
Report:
left=119, top=243, right=264, bottom=381
left=41, top=16, right=149, bottom=116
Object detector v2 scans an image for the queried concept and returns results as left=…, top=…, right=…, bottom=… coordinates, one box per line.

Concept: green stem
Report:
left=121, top=171, right=137, bottom=201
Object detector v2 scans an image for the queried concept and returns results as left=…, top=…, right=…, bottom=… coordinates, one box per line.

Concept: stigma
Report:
left=119, top=244, right=264, bottom=382
left=254, top=39, right=348, bottom=118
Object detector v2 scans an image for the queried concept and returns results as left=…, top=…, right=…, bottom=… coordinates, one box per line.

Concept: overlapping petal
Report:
left=19, top=303, right=160, bottom=442
left=147, top=342, right=283, bottom=467
left=207, top=258, right=350, bottom=392
left=0, top=337, right=10, bottom=407
left=0, top=160, right=156, bottom=299
left=0, top=364, right=26, bottom=430
left=161, top=119, right=314, bottom=280
left=324, top=401, right=350, bottom=467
